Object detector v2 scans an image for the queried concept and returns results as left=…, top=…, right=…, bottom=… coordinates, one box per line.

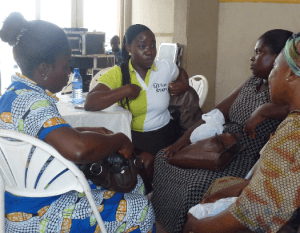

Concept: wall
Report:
left=173, top=0, right=188, bottom=70
left=132, top=0, right=174, bottom=49
left=216, top=1, right=300, bottom=104
left=185, top=0, right=219, bottom=110
left=173, top=0, right=220, bottom=110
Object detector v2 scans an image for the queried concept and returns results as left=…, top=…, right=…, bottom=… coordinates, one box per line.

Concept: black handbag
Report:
left=80, top=151, right=143, bottom=193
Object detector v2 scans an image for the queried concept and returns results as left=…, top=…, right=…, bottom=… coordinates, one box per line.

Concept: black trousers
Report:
left=131, top=120, right=180, bottom=155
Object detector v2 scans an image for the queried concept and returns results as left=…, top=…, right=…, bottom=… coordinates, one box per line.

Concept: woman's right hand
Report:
left=201, top=180, right=250, bottom=204
left=163, top=141, right=188, bottom=158
left=125, top=84, right=142, bottom=99
left=118, top=135, right=134, bottom=159
left=201, top=192, right=229, bottom=204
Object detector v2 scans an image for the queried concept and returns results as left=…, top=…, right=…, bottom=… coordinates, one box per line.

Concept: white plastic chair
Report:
left=189, top=75, right=209, bottom=107
left=61, top=73, right=73, bottom=95
left=89, top=67, right=113, bottom=91
left=0, top=172, right=5, bottom=232
left=0, top=129, right=107, bottom=233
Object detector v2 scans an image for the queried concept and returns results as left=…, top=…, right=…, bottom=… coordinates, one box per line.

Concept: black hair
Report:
left=119, top=24, right=152, bottom=110
left=110, top=35, right=120, bottom=43
left=0, top=12, right=71, bottom=78
left=259, top=29, right=293, bottom=55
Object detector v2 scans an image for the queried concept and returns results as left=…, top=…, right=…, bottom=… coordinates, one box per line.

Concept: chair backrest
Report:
left=61, top=73, right=73, bottom=95
left=157, top=43, right=183, bottom=66
left=89, top=67, right=113, bottom=91
left=189, top=75, right=209, bottom=107
left=0, top=129, right=107, bottom=232
left=0, top=172, right=5, bottom=232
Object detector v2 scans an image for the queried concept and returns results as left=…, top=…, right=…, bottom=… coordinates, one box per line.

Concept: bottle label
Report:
left=72, top=81, right=82, bottom=89
left=72, top=81, right=83, bottom=104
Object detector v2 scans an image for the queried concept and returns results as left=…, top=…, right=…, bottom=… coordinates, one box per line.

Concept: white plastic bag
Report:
left=190, top=109, right=225, bottom=143
left=188, top=197, right=238, bottom=219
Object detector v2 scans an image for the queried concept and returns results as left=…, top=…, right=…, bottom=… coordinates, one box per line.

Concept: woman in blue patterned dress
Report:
left=0, top=12, right=155, bottom=233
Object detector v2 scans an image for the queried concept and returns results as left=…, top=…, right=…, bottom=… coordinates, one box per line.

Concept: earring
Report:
left=286, top=79, right=289, bottom=81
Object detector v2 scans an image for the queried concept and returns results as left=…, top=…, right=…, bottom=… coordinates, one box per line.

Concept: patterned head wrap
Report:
left=283, top=33, right=300, bottom=76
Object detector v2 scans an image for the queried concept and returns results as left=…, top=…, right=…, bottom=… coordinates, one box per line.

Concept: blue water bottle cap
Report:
left=74, top=68, right=79, bottom=73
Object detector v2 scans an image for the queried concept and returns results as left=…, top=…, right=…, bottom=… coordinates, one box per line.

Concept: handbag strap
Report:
left=215, top=131, right=242, bottom=154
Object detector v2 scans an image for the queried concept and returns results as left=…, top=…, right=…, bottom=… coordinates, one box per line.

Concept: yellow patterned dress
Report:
left=230, top=111, right=300, bottom=233
left=0, top=74, right=156, bottom=233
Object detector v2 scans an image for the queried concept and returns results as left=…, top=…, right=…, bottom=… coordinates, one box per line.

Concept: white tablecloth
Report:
left=56, top=94, right=132, bottom=140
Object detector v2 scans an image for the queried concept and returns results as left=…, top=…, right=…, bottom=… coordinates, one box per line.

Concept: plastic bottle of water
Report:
left=72, top=68, right=84, bottom=104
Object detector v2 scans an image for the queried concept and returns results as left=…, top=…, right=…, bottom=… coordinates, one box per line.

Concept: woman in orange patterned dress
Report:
left=183, top=33, right=300, bottom=233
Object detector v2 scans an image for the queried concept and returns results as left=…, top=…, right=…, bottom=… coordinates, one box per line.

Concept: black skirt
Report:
left=131, top=119, right=180, bottom=155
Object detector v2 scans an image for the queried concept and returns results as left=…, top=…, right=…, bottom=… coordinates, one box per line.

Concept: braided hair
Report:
left=119, top=24, right=152, bottom=110
left=0, top=12, right=71, bottom=78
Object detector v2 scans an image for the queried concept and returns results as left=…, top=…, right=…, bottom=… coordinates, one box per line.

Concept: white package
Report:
left=188, top=197, right=238, bottom=219
left=190, top=109, right=225, bottom=144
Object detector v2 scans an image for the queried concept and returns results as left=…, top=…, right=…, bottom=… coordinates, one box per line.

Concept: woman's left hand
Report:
left=169, top=67, right=190, bottom=96
left=244, top=112, right=265, bottom=139
left=183, top=213, right=198, bottom=233
left=169, top=82, right=186, bottom=96
left=243, top=106, right=267, bottom=138
left=93, top=127, right=114, bottom=135
left=75, top=126, right=114, bottom=135
left=244, top=103, right=290, bottom=139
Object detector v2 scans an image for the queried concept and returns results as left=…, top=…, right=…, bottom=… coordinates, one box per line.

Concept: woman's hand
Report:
left=183, top=213, right=198, bottom=233
left=201, top=192, right=228, bottom=204
left=163, top=141, right=188, bottom=158
left=90, top=127, right=114, bottom=135
left=95, top=127, right=114, bottom=134
left=169, top=67, right=189, bottom=96
left=75, top=127, right=114, bottom=135
left=243, top=109, right=266, bottom=139
left=118, top=135, right=134, bottom=159
left=169, top=81, right=187, bottom=96
left=125, top=84, right=142, bottom=99
left=201, top=180, right=250, bottom=204
left=244, top=103, right=290, bottom=138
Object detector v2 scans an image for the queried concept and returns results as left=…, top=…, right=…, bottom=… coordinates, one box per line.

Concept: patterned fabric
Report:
left=283, top=34, right=300, bottom=77
left=106, top=49, right=123, bottom=66
left=0, top=74, right=156, bottom=232
left=5, top=176, right=155, bottom=233
left=152, top=76, right=282, bottom=233
left=230, top=111, right=300, bottom=233
left=0, top=73, right=69, bottom=139
left=202, top=176, right=247, bottom=201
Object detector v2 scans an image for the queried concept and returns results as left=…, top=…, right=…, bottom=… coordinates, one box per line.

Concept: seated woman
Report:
left=84, top=24, right=189, bottom=184
left=151, top=29, right=293, bottom=233
left=0, top=13, right=155, bottom=233
left=183, top=32, right=300, bottom=233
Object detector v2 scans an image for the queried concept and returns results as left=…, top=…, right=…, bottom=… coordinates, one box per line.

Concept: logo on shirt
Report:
left=153, top=83, right=168, bottom=92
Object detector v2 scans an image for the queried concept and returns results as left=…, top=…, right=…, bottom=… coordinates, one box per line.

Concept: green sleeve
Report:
left=98, top=65, right=123, bottom=90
